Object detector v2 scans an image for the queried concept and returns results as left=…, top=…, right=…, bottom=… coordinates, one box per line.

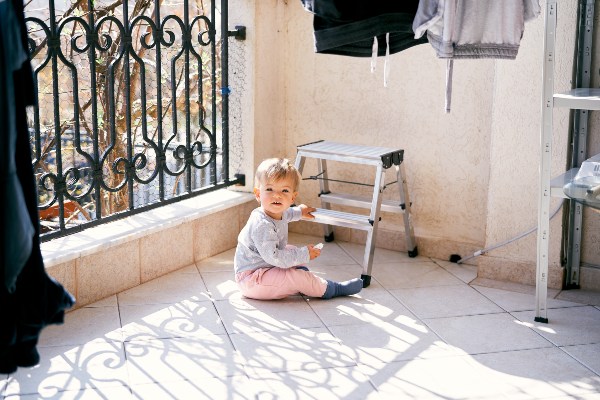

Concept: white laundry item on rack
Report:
left=563, top=153, right=600, bottom=209
left=412, top=0, right=541, bottom=112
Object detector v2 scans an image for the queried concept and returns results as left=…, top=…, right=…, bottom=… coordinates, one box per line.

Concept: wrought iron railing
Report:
left=24, top=0, right=243, bottom=241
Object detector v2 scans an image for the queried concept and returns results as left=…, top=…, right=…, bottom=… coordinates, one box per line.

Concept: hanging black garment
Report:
left=300, top=0, right=427, bottom=57
left=1, top=0, right=33, bottom=295
left=0, top=0, right=75, bottom=374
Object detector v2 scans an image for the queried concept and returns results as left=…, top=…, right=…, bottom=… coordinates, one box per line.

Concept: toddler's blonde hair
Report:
left=254, top=158, right=301, bottom=191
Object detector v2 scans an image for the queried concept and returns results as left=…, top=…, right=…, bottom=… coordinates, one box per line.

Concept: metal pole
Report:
left=535, top=0, right=557, bottom=324
left=565, top=0, right=594, bottom=288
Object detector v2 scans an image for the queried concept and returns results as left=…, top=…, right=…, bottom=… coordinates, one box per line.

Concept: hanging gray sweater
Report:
left=412, top=0, right=541, bottom=112
left=413, top=0, right=541, bottom=59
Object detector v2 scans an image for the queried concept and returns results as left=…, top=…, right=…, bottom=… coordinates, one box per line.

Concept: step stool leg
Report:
left=397, top=163, right=418, bottom=257
left=362, top=167, right=385, bottom=288
left=318, top=158, right=335, bottom=242
left=294, top=154, right=306, bottom=175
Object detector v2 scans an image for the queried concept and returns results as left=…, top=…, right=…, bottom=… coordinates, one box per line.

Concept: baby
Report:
left=234, top=158, right=363, bottom=300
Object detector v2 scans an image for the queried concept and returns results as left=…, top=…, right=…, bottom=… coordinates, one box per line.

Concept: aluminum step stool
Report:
left=294, top=140, right=418, bottom=287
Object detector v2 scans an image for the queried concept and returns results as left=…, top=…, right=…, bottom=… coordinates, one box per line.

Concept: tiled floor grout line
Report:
left=337, top=242, right=361, bottom=266
left=470, top=284, right=536, bottom=315
left=197, top=271, right=231, bottom=335
left=115, top=292, right=142, bottom=396
left=555, top=344, right=600, bottom=378
left=505, top=307, right=579, bottom=349
left=210, top=298, right=242, bottom=368
left=470, top=284, right=591, bottom=314
left=435, top=259, right=480, bottom=285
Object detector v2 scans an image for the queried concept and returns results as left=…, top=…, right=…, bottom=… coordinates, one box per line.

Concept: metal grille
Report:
left=24, top=0, right=241, bottom=240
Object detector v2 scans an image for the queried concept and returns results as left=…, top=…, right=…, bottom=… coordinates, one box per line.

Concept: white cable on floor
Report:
left=457, top=200, right=565, bottom=264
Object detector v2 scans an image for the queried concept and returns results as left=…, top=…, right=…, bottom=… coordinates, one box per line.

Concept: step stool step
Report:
left=297, top=140, right=403, bottom=168
left=320, top=193, right=406, bottom=214
left=303, top=208, right=373, bottom=231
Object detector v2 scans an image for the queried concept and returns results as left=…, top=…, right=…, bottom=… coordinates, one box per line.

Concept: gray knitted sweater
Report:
left=234, top=207, right=310, bottom=274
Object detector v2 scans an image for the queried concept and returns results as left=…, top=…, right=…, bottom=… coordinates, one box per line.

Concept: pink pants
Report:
left=236, top=267, right=328, bottom=300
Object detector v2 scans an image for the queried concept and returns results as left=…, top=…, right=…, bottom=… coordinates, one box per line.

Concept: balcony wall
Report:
left=42, top=191, right=255, bottom=309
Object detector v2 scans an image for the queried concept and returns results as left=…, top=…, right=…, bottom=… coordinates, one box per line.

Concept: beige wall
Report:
left=234, top=0, right=599, bottom=288
left=478, top=1, right=576, bottom=287
left=282, top=2, right=494, bottom=257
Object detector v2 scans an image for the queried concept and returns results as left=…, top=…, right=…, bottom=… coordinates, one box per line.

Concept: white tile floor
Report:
left=3, top=234, right=600, bottom=399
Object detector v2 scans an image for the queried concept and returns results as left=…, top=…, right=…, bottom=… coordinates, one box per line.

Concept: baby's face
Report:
left=255, top=177, right=298, bottom=220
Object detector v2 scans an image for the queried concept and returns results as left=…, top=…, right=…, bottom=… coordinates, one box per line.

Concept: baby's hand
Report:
left=299, top=204, right=316, bottom=219
left=308, top=244, right=321, bottom=260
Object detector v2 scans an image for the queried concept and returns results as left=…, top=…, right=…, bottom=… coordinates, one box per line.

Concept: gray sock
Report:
left=321, top=278, right=363, bottom=299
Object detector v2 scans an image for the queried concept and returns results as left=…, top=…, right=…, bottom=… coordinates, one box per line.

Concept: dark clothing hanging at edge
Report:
left=0, top=0, right=75, bottom=374
left=300, top=0, right=427, bottom=57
